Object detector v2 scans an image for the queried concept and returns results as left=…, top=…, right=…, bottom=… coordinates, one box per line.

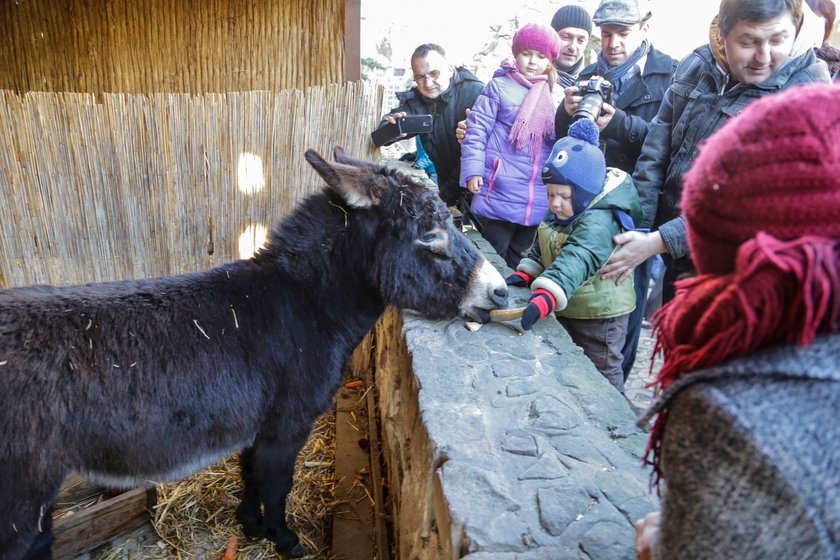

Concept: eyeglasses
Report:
left=414, top=70, right=443, bottom=84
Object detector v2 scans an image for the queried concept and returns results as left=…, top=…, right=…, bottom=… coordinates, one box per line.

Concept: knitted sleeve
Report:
left=656, top=379, right=836, bottom=559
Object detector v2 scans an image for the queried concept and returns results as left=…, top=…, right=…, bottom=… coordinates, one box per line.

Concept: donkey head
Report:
left=305, top=148, right=508, bottom=322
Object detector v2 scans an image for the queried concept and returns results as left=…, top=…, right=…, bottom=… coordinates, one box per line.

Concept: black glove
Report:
left=521, top=289, right=556, bottom=330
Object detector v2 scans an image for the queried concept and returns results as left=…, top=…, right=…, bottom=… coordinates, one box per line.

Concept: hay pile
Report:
left=151, top=412, right=337, bottom=559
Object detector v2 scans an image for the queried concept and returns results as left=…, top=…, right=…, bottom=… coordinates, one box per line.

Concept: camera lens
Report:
left=573, top=93, right=603, bottom=122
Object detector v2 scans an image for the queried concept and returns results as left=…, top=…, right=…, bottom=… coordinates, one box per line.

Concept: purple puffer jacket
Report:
left=460, top=66, right=558, bottom=226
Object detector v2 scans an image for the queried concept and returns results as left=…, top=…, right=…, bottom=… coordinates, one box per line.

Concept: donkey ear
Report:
left=334, top=146, right=385, bottom=173
left=304, top=148, right=384, bottom=208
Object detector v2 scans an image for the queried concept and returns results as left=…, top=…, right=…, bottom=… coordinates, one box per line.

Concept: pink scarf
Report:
left=502, top=60, right=555, bottom=156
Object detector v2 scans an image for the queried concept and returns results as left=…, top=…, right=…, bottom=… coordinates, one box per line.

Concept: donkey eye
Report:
left=415, top=228, right=449, bottom=255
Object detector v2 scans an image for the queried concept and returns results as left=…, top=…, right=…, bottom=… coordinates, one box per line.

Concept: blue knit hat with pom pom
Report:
left=541, top=119, right=605, bottom=216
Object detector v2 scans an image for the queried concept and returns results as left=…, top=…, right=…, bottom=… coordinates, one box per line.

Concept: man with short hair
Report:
left=600, top=0, right=831, bottom=309
left=555, top=0, right=677, bottom=381
left=374, top=44, right=483, bottom=208
left=550, top=4, right=595, bottom=85
left=556, top=0, right=676, bottom=181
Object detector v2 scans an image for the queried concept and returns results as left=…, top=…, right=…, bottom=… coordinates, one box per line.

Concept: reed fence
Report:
left=0, top=0, right=345, bottom=94
left=0, top=82, right=383, bottom=288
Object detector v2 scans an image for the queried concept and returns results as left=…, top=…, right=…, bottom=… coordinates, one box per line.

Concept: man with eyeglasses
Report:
left=374, top=43, right=484, bottom=210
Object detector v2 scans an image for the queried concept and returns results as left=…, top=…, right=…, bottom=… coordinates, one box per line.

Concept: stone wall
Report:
left=371, top=232, right=658, bottom=560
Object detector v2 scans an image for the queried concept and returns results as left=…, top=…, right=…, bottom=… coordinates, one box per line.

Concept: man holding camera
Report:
left=599, top=0, right=831, bottom=358
left=374, top=43, right=484, bottom=209
left=555, top=0, right=677, bottom=382
left=555, top=0, right=676, bottom=173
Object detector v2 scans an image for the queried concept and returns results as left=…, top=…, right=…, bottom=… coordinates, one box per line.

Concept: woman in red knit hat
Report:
left=634, top=83, right=840, bottom=560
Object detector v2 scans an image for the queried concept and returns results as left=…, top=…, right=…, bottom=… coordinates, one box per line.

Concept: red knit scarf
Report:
left=645, top=233, right=840, bottom=481
left=503, top=61, right=556, bottom=156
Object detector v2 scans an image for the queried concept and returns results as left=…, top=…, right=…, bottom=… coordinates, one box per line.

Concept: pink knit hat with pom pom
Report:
left=511, top=23, right=562, bottom=62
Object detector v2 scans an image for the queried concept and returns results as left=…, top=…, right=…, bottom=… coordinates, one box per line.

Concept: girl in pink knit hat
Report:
left=460, top=23, right=562, bottom=269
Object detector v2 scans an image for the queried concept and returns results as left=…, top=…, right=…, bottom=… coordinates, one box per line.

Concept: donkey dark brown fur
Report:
left=0, top=148, right=508, bottom=559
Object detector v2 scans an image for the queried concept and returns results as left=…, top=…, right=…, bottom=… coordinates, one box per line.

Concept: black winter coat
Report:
left=378, top=67, right=484, bottom=205
left=555, top=47, right=677, bottom=174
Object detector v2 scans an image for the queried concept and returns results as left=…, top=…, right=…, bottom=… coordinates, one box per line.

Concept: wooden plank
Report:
left=52, top=486, right=155, bottom=560
left=332, top=382, right=377, bottom=559
left=365, top=367, right=391, bottom=560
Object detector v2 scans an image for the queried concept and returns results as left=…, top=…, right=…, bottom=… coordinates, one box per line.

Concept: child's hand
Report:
left=521, top=288, right=556, bottom=330
left=505, top=271, right=534, bottom=287
left=455, top=108, right=471, bottom=144
left=466, top=176, right=483, bottom=194
left=634, top=511, right=661, bottom=560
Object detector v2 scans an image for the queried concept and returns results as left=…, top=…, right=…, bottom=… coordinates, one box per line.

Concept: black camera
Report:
left=573, top=76, right=614, bottom=122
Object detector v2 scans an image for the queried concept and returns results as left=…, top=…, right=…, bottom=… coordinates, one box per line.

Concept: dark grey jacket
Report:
left=555, top=47, right=677, bottom=174
left=634, top=45, right=830, bottom=264
left=378, top=67, right=484, bottom=205
left=643, top=333, right=840, bottom=559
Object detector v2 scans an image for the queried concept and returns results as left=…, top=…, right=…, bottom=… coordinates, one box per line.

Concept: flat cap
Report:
left=592, top=0, right=652, bottom=26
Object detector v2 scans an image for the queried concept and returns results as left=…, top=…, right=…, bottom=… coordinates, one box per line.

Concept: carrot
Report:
left=344, top=379, right=364, bottom=388
left=222, top=536, right=238, bottom=560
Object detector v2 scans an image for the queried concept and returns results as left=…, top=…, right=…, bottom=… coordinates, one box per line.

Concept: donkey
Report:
left=0, top=148, right=508, bottom=559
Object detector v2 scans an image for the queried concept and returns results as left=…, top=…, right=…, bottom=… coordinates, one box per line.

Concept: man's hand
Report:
left=634, top=511, right=661, bottom=560
left=455, top=108, right=471, bottom=144
left=384, top=111, right=407, bottom=125
left=562, top=86, right=582, bottom=117
left=596, top=102, right=616, bottom=131
left=382, top=111, right=409, bottom=141
left=466, top=175, right=483, bottom=194
left=600, top=231, right=666, bottom=285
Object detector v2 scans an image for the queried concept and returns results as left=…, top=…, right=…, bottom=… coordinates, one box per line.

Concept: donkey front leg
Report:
left=1, top=469, right=62, bottom=560
left=236, top=427, right=311, bottom=557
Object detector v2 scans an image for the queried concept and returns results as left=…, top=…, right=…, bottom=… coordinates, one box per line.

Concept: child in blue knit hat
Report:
left=506, top=118, right=643, bottom=393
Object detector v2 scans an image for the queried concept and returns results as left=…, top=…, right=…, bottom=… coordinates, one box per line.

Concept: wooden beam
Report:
left=53, top=485, right=155, bottom=560
left=344, top=0, right=361, bottom=81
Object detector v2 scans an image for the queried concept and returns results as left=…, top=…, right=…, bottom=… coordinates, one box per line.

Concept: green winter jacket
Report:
left=518, top=169, right=643, bottom=319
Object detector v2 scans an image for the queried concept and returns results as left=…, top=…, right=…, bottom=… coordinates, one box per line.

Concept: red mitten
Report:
left=521, top=289, right=556, bottom=330
left=505, top=271, right=535, bottom=287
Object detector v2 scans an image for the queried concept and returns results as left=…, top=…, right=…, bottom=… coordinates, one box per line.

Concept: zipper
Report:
left=486, top=157, right=502, bottom=198
left=525, top=152, right=539, bottom=225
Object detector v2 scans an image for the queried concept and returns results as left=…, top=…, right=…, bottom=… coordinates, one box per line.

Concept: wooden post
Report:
left=344, top=0, right=361, bottom=81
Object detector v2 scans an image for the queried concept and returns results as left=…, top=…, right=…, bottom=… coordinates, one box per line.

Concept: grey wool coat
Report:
left=643, top=333, right=840, bottom=560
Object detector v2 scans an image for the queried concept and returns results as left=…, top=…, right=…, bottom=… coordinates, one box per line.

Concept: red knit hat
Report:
left=682, top=83, right=840, bottom=275
left=511, top=23, right=562, bottom=62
